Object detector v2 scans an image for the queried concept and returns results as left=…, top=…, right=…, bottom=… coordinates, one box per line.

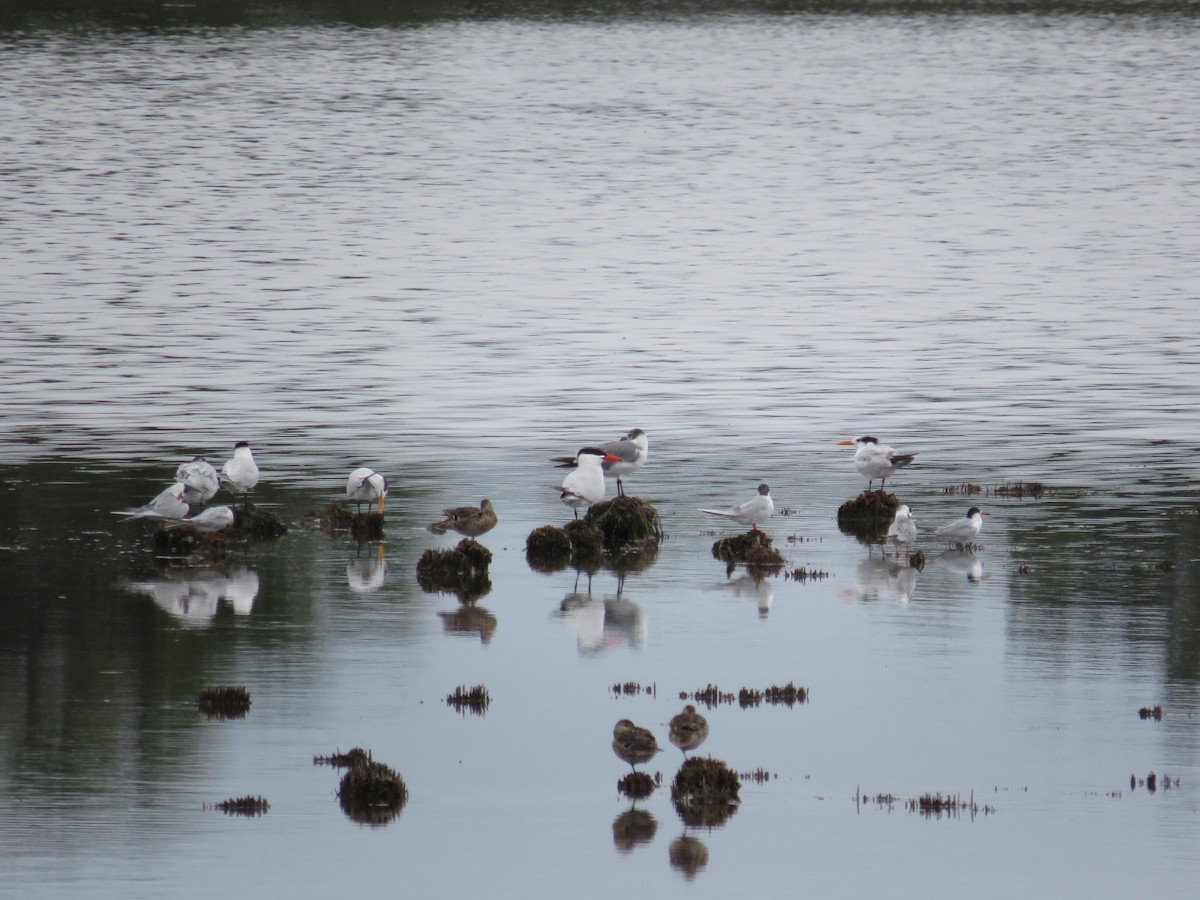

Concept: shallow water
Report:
left=2, top=7, right=1200, bottom=898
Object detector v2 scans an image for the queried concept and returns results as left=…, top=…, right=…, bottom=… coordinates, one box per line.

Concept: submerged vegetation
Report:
left=196, top=685, right=251, bottom=720
left=416, top=539, right=493, bottom=602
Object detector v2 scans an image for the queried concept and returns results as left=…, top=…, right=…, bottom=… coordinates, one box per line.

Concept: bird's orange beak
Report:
left=377, top=494, right=386, bottom=516
left=836, top=440, right=855, bottom=446
left=603, top=453, right=622, bottom=463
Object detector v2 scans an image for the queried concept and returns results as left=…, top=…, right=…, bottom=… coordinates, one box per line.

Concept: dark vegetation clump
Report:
left=564, top=518, right=606, bottom=564
left=585, top=496, right=663, bottom=551
left=525, top=525, right=574, bottom=572
left=337, top=758, right=408, bottom=826
left=785, top=566, right=829, bottom=582
left=614, top=682, right=656, bottom=697
left=1138, top=705, right=1164, bottom=721
left=909, top=549, right=926, bottom=571
left=764, top=682, right=808, bottom=707
left=740, top=769, right=775, bottom=784
left=152, top=528, right=226, bottom=556
left=314, top=747, right=372, bottom=769
left=212, top=796, right=270, bottom=817
left=836, top=490, right=898, bottom=543
left=711, top=529, right=785, bottom=576
left=318, top=504, right=383, bottom=540
left=908, top=791, right=992, bottom=818
left=671, top=757, right=741, bottom=828
left=617, top=771, right=657, bottom=800
left=942, top=483, right=984, bottom=495
left=683, top=684, right=737, bottom=708
left=416, top=539, right=492, bottom=602
left=446, top=684, right=491, bottom=716
left=197, top=685, right=251, bottom=720
left=230, top=503, right=287, bottom=539
left=995, top=481, right=1045, bottom=499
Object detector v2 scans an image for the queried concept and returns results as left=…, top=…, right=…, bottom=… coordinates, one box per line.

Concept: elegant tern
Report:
left=699, top=483, right=774, bottom=529
left=560, top=448, right=619, bottom=518
left=836, top=436, right=916, bottom=490
left=164, top=505, right=236, bottom=534
left=175, top=457, right=219, bottom=505
left=553, top=428, right=648, bottom=497
left=428, top=499, right=497, bottom=538
left=113, top=482, right=190, bottom=522
left=886, top=503, right=918, bottom=556
left=346, top=467, right=387, bottom=515
left=668, top=705, right=710, bottom=758
left=219, top=442, right=259, bottom=499
left=933, top=506, right=987, bottom=545
left=612, top=719, right=662, bottom=772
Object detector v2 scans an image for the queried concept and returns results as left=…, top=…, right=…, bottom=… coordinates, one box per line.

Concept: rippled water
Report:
left=2, top=8, right=1200, bottom=899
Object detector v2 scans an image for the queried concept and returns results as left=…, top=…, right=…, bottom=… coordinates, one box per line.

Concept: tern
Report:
left=113, top=482, right=190, bottom=522
left=612, top=719, right=662, bottom=772
left=668, top=705, right=709, bottom=758
left=887, top=503, right=918, bottom=557
left=699, top=483, right=774, bottom=529
left=933, top=506, right=986, bottom=546
left=560, top=447, right=620, bottom=518
left=837, top=436, right=916, bottom=490
left=164, top=505, right=236, bottom=534
left=175, top=457, right=219, bottom=505
left=346, top=467, right=387, bottom=515
left=219, top=442, right=259, bottom=500
left=553, top=428, right=648, bottom=497
left=428, top=499, right=497, bottom=538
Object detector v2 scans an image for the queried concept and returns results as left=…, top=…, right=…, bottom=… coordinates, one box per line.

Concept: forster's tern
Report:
left=175, top=457, right=219, bottom=505
left=887, top=504, right=918, bottom=556
left=933, top=506, right=986, bottom=545
left=428, top=499, right=497, bottom=538
left=669, top=705, right=710, bottom=758
left=346, top=467, right=387, bottom=515
left=837, top=436, right=916, bottom=490
left=612, top=719, right=662, bottom=772
left=113, top=482, right=190, bottom=522
left=560, top=448, right=620, bottom=518
left=699, top=483, right=774, bottom=529
left=553, top=428, right=648, bottom=497
left=164, top=505, right=236, bottom=534
left=220, top=442, right=259, bottom=499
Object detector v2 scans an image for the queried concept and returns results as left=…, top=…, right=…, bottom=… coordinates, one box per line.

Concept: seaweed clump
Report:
left=337, top=757, right=409, bottom=826
left=618, top=771, right=657, bottom=800
left=711, top=529, right=785, bottom=576
left=446, top=684, right=491, bottom=716
left=836, top=490, right=899, bottom=543
left=671, top=757, right=741, bottom=828
left=584, top=496, right=663, bottom=552
left=229, top=503, right=288, bottom=539
left=525, top=525, right=575, bottom=573
left=314, top=747, right=372, bottom=769
left=197, top=685, right=251, bottom=720
left=212, top=796, right=270, bottom=817
left=416, top=538, right=492, bottom=602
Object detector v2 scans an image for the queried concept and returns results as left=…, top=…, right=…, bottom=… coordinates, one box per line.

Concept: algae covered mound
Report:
left=584, top=496, right=662, bottom=552
left=337, top=757, right=409, bottom=826
left=416, top=538, right=493, bottom=602
left=711, top=529, right=785, bottom=575
left=670, top=756, right=741, bottom=828
left=836, top=489, right=899, bottom=543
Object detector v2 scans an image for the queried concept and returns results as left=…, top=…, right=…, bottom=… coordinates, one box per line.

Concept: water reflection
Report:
left=931, top=550, right=985, bottom=584
left=557, top=573, right=647, bottom=654
left=611, top=807, right=657, bottom=853
left=346, top=543, right=388, bottom=594
left=668, top=833, right=710, bottom=881
left=124, top=566, right=259, bottom=625
left=437, top=604, right=498, bottom=644
left=713, top=574, right=774, bottom=617
left=842, top=557, right=921, bottom=604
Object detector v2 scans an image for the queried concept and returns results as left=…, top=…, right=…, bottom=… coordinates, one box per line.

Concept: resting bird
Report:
left=934, top=506, right=987, bottom=546
left=163, top=506, right=236, bottom=534
left=837, top=436, right=916, bottom=490
left=113, top=482, right=191, bottom=522
left=220, top=441, right=259, bottom=500
left=560, top=448, right=619, bottom=518
left=428, top=499, right=497, bottom=537
left=612, top=719, right=662, bottom=772
left=553, top=428, right=648, bottom=497
left=699, top=483, right=774, bottom=530
left=175, top=457, right=219, bottom=505
left=669, top=705, right=709, bottom=757
left=887, top=503, right=918, bottom=557
left=346, top=467, right=388, bottom=515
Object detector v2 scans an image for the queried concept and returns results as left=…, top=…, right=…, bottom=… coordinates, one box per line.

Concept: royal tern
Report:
left=175, top=457, right=219, bottom=505
left=164, top=505, right=236, bottom=534
left=612, top=719, right=662, bottom=772
left=113, top=482, right=190, bottom=522
left=933, top=506, right=987, bottom=546
left=553, top=428, right=648, bottom=497
left=560, top=447, right=620, bottom=518
left=669, top=705, right=710, bottom=758
left=699, top=483, right=774, bottom=529
left=219, top=442, right=259, bottom=499
left=886, top=503, right=918, bottom=556
left=837, top=436, right=916, bottom=490
left=346, top=467, right=387, bottom=515
left=428, top=499, right=497, bottom=538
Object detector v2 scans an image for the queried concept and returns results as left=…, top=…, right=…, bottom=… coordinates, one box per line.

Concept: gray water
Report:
left=2, top=7, right=1200, bottom=898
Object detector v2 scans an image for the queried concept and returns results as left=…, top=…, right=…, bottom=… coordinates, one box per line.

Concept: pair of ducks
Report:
left=612, top=705, right=709, bottom=771
left=345, top=467, right=498, bottom=538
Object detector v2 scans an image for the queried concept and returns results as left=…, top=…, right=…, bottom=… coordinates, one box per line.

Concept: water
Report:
left=2, top=6, right=1200, bottom=898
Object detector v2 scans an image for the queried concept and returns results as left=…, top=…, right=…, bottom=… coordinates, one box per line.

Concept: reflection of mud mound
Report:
left=669, top=835, right=710, bottom=880
left=671, top=758, right=740, bottom=828
left=711, top=530, right=784, bottom=576
left=197, top=685, right=251, bottom=720
left=585, top=496, right=663, bottom=552
left=617, top=772, right=657, bottom=800
left=836, top=490, right=898, bottom=543
left=337, top=759, right=408, bottom=826
left=416, top=539, right=492, bottom=602
left=319, top=504, right=384, bottom=540
left=612, top=808, right=658, bottom=852
left=437, top=604, right=497, bottom=643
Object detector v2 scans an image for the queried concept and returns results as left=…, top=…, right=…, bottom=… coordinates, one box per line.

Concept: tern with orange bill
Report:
left=837, top=435, right=916, bottom=490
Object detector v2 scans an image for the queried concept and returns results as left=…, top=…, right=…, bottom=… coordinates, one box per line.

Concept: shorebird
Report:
left=112, top=482, right=190, bottom=522
left=669, top=705, right=709, bottom=758
left=837, top=436, right=916, bottom=490
left=699, top=483, right=774, bottom=530
left=175, top=457, right=219, bottom=505
left=887, top=503, right=918, bottom=557
left=934, top=506, right=987, bottom=546
left=612, top=719, right=662, bottom=772
left=164, top=505, right=235, bottom=534
left=553, top=428, right=648, bottom=497
left=219, top=442, right=259, bottom=501
left=560, top=448, right=620, bottom=518
left=428, top=499, right=497, bottom=538
left=346, top=467, right=387, bottom=515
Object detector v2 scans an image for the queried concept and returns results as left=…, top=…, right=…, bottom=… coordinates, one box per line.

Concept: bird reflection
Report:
left=125, top=567, right=259, bottom=625
left=346, top=543, right=388, bottom=594
left=713, top=573, right=774, bottom=617
left=668, top=834, right=710, bottom=880
left=437, top=604, right=497, bottom=643
left=932, top=549, right=984, bottom=583
left=612, top=807, right=657, bottom=853
left=842, top=557, right=919, bottom=604
left=557, top=581, right=646, bottom=654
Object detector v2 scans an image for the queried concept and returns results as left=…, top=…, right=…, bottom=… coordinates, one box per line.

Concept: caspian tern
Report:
left=428, top=498, right=497, bottom=537
left=113, top=482, right=191, bottom=522
left=887, top=503, right=918, bottom=556
left=346, top=467, right=387, bottom=515
left=164, top=505, right=236, bottom=534
left=219, top=442, right=259, bottom=499
left=668, top=705, right=709, bottom=758
left=837, top=436, right=916, bottom=490
left=560, top=447, right=620, bottom=518
left=553, top=428, right=648, bottom=497
left=612, top=719, right=662, bottom=772
left=175, top=457, right=219, bottom=505
left=933, top=506, right=986, bottom=546
left=699, top=483, right=774, bottom=529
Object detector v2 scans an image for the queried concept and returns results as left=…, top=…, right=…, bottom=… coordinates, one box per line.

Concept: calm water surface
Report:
left=2, top=8, right=1200, bottom=898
